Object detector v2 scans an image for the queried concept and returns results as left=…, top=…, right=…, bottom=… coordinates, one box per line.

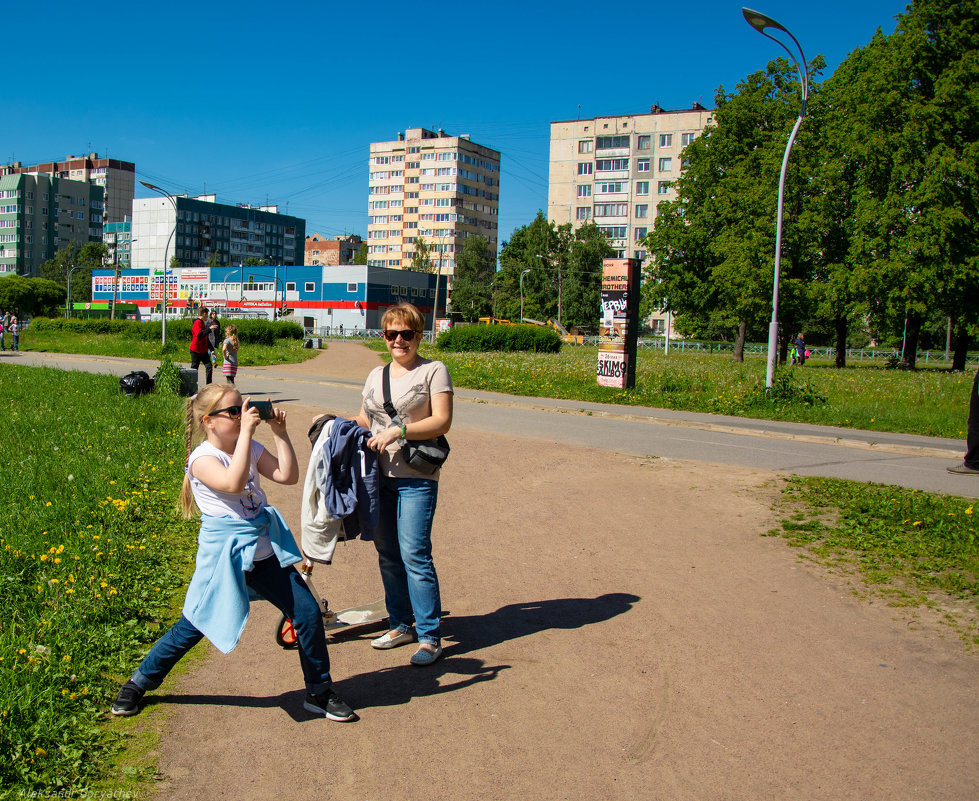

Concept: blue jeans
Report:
left=374, top=477, right=441, bottom=645
left=132, top=556, right=331, bottom=694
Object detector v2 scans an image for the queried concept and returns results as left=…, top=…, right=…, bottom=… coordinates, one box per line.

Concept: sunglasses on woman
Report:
left=383, top=329, right=419, bottom=342
left=208, top=405, right=242, bottom=419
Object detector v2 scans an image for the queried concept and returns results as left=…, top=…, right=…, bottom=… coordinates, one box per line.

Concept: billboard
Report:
left=597, top=258, right=640, bottom=389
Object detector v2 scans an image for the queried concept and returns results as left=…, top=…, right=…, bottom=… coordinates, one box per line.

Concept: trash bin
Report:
left=311, top=337, right=322, bottom=349
left=179, top=368, right=198, bottom=396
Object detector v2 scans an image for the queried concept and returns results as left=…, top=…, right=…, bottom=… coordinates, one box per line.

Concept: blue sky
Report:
left=5, top=0, right=905, bottom=249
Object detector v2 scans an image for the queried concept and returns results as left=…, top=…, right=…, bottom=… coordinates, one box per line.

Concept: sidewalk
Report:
left=6, top=344, right=978, bottom=799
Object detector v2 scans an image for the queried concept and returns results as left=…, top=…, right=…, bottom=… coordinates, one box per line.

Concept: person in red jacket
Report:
left=190, top=306, right=213, bottom=385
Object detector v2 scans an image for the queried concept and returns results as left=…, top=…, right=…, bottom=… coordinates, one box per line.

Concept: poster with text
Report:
left=597, top=258, right=639, bottom=388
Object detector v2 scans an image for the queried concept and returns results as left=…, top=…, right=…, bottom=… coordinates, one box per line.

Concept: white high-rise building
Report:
left=548, top=104, right=714, bottom=263
left=367, top=127, right=501, bottom=281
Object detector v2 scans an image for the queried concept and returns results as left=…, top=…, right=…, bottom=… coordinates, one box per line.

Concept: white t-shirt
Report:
left=362, top=359, right=453, bottom=480
left=188, top=440, right=272, bottom=559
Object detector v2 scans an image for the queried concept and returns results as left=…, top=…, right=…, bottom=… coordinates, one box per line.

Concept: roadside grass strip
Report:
left=0, top=364, right=198, bottom=794
left=774, top=477, right=979, bottom=646
left=408, top=342, right=969, bottom=440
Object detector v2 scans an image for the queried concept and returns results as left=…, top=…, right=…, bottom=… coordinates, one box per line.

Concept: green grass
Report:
left=0, top=364, right=198, bottom=795
left=18, top=324, right=319, bottom=367
left=773, top=477, right=979, bottom=645
left=400, top=342, right=968, bottom=439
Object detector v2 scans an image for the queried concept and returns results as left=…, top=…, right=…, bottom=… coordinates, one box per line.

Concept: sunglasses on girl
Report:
left=208, top=405, right=242, bottom=419
left=383, top=329, right=419, bottom=342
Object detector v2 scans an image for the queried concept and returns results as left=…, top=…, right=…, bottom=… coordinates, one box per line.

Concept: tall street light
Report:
left=140, top=181, right=179, bottom=345
left=742, top=7, right=809, bottom=389
left=430, top=231, right=450, bottom=340
left=519, top=269, right=531, bottom=323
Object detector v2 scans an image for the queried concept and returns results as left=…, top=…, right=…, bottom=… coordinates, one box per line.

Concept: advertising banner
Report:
left=597, top=258, right=640, bottom=389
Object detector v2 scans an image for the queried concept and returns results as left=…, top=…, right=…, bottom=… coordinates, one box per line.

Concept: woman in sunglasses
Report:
left=356, top=303, right=453, bottom=666
left=111, top=384, right=356, bottom=722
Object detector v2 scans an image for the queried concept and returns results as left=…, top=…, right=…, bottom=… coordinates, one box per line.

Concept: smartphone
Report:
left=249, top=400, right=275, bottom=420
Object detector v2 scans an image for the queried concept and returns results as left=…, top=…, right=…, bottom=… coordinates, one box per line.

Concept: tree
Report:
left=0, top=275, right=67, bottom=318
left=835, top=0, right=979, bottom=369
left=353, top=243, right=368, bottom=265
left=38, top=242, right=108, bottom=309
left=643, top=57, right=823, bottom=361
left=410, top=237, right=433, bottom=273
left=450, top=235, right=495, bottom=322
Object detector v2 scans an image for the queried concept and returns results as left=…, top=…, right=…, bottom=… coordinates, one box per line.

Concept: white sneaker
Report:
left=371, top=629, right=415, bottom=649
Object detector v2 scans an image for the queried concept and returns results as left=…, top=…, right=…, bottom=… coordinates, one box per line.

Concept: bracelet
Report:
left=399, top=424, right=407, bottom=440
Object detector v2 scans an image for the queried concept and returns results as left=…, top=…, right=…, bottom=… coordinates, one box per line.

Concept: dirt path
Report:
left=136, top=343, right=978, bottom=801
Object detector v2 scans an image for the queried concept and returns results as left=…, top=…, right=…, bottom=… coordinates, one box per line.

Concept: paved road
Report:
left=3, top=350, right=975, bottom=498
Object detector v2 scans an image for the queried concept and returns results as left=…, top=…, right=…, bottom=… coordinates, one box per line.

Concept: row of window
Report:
left=576, top=197, right=667, bottom=221
left=578, top=132, right=697, bottom=153
left=577, top=180, right=671, bottom=199
left=371, top=152, right=499, bottom=172
left=577, top=157, right=676, bottom=176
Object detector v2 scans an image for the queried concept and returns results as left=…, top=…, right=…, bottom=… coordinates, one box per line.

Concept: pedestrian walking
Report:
left=190, top=306, right=213, bottom=385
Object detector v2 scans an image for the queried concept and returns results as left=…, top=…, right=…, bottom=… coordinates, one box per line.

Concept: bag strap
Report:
left=381, top=364, right=405, bottom=428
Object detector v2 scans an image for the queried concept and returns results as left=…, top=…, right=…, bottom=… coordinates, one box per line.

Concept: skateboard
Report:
left=275, top=599, right=387, bottom=649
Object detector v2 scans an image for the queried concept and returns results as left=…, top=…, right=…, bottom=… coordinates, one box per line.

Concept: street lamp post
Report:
left=742, top=7, right=810, bottom=389
left=430, top=231, right=450, bottom=340
left=140, top=181, right=179, bottom=345
left=66, top=262, right=85, bottom=320
left=519, top=269, right=531, bottom=323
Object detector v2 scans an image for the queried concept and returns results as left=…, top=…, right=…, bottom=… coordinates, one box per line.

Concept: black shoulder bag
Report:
left=382, top=364, right=450, bottom=475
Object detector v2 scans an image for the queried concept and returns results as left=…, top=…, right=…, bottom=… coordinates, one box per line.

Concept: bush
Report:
left=436, top=324, right=562, bottom=353
left=28, top=317, right=304, bottom=346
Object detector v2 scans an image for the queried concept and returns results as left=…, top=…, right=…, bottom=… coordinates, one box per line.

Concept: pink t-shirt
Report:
left=362, top=359, right=453, bottom=480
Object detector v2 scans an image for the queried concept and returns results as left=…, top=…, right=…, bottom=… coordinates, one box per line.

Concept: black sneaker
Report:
left=303, top=688, right=356, bottom=722
left=110, top=680, right=145, bottom=717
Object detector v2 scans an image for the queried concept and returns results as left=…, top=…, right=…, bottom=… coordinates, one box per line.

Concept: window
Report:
left=635, top=204, right=648, bottom=218
left=636, top=158, right=650, bottom=172
left=598, top=226, right=627, bottom=239
left=594, top=203, right=628, bottom=217
left=347, top=282, right=358, bottom=292
left=577, top=185, right=592, bottom=198
left=637, top=135, right=651, bottom=150
left=595, top=135, right=630, bottom=149
left=575, top=207, right=591, bottom=220
left=681, top=133, right=696, bottom=146
left=634, top=227, right=647, bottom=242
left=577, top=162, right=593, bottom=176
left=304, top=282, right=315, bottom=292
left=659, top=134, right=672, bottom=148
left=578, top=140, right=593, bottom=153
left=636, top=181, right=649, bottom=195
left=658, top=181, right=671, bottom=195
left=286, top=282, right=296, bottom=291
left=658, top=157, right=673, bottom=171
left=595, top=158, right=629, bottom=171
left=597, top=182, right=626, bottom=194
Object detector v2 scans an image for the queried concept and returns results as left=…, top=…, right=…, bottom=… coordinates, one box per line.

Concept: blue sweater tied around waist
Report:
left=182, top=506, right=302, bottom=654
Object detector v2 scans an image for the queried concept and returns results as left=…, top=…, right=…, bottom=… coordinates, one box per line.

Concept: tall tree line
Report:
left=643, top=0, right=978, bottom=368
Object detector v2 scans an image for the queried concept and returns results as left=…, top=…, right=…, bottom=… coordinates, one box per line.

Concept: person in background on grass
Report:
left=948, top=368, right=979, bottom=476
left=111, top=384, right=355, bottom=721
left=206, top=310, right=221, bottom=361
left=222, top=324, right=240, bottom=385
left=10, top=317, right=18, bottom=351
left=189, top=306, right=213, bottom=385
left=355, top=303, right=453, bottom=666
left=794, top=333, right=806, bottom=366
left=0, top=317, right=5, bottom=351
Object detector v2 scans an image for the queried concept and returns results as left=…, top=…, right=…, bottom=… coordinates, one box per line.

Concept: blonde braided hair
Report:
left=179, top=384, right=237, bottom=519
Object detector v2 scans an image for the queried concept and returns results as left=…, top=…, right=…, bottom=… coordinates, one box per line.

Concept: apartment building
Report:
left=548, top=104, right=714, bottom=262
left=367, top=127, right=500, bottom=282
left=305, top=233, right=363, bottom=266
left=1, top=153, right=135, bottom=225
left=0, top=172, right=104, bottom=276
left=104, top=220, right=134, bottom=268
left=131, top=194, right=305, bottom=271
